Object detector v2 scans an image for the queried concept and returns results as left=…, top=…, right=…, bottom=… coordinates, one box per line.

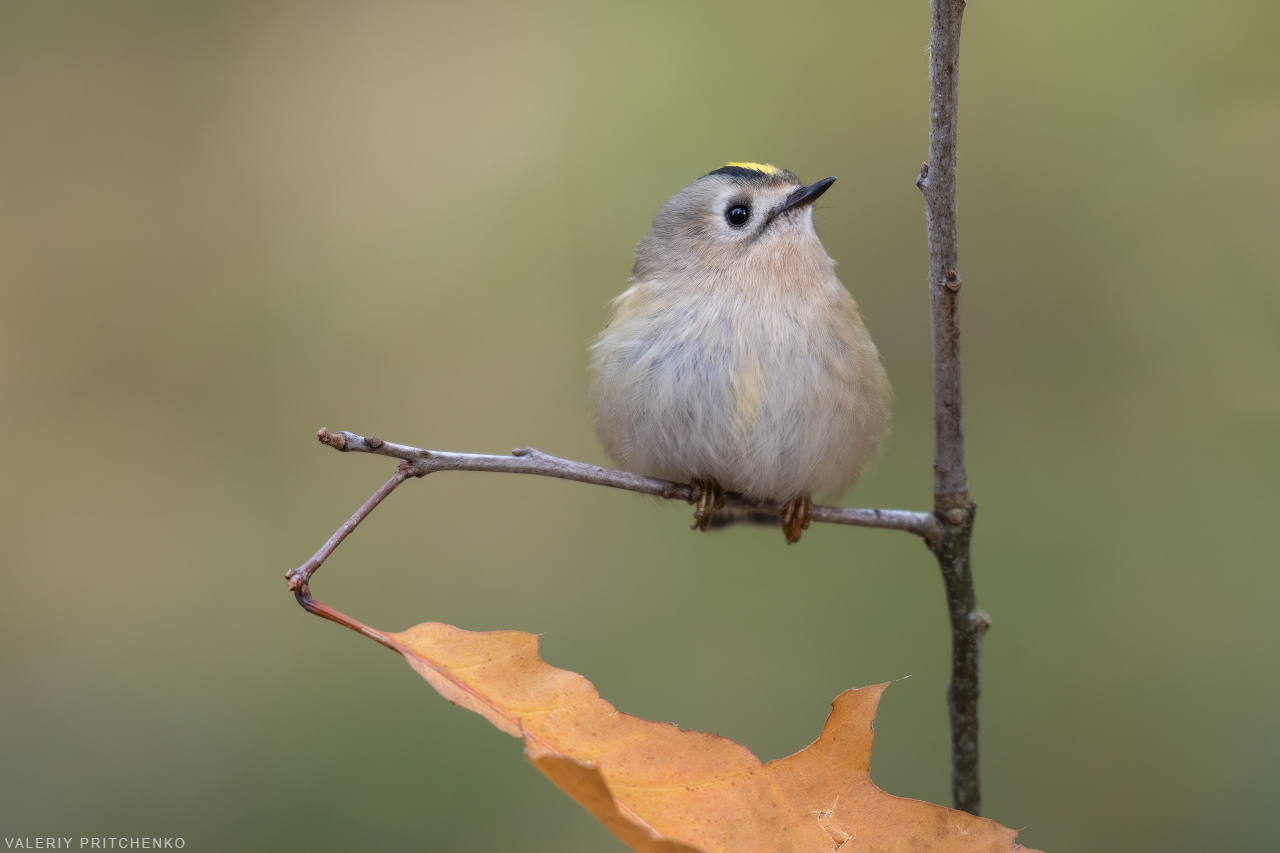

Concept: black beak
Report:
left=779, top=176, right=837, bottom=213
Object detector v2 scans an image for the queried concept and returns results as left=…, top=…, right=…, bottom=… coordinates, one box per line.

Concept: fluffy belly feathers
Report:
left=592, top=279, right=890, bottom=502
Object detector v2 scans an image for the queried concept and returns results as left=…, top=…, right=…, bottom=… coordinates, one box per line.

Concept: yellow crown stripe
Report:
left=723, top=162, right=780, bottom=175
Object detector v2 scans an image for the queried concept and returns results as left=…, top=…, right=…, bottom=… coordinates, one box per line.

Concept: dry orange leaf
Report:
left=331, top=606, right=1038, bottom=852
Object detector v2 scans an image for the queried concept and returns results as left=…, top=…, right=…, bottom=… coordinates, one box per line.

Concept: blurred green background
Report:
left=2, top=1, right=1277, bottom=850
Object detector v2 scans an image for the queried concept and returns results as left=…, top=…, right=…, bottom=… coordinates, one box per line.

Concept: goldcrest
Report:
left=591, top=163, right=891, bottom=544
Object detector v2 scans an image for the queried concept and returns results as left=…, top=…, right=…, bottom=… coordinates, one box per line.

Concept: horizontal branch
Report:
left=284, top=428, right=938, bottom=595
left=315, top=428, right=938, bottom=537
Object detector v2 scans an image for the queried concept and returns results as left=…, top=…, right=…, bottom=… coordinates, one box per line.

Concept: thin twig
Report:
left=285, top=428, right=936, bottom=597
left=307, top=428, right=938, bottom=549
left=917, top=0, right=988, bottom=816
left=285, top=428, right=941, bottom=675
left=285, top=464, right=410, bottom=594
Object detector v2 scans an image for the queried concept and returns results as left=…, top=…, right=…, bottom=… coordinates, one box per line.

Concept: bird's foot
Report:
left=781, top=495, right=812, bottom=544
left=688, top=479, right=727, bottom=531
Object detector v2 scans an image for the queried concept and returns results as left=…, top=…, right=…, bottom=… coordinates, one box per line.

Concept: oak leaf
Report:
left=334, top=608, right=1038, bottom=852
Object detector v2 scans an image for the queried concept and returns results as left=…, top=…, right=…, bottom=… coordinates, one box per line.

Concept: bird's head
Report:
left=633, top=163, right=837, bottom=281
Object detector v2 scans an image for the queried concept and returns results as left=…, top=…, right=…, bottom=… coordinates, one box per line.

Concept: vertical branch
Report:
left=922, top=0, right=970, bottom=507
left=917, top=0, right=989, bottom=816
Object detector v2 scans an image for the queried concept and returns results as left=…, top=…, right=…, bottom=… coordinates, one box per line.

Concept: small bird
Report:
left=591, top=163, right=891, bottom=544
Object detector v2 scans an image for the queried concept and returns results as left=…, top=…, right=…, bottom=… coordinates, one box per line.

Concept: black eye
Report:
left=726, top=205, right=751, bottom=227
